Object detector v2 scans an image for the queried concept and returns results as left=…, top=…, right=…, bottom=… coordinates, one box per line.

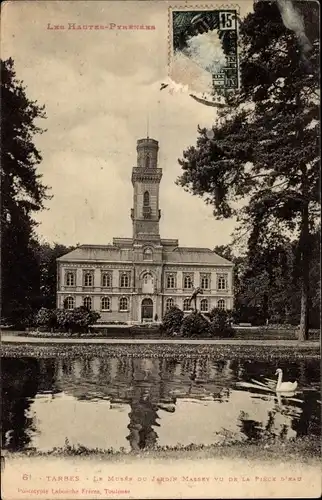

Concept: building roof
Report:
left=164, top=247, right=232, bottom=265
left=57, top=244, right=232, bottom=266
left=57, top=245, right=132, bottom=262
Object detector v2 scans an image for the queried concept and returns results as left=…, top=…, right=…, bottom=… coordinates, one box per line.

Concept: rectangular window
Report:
left=101, top=272, right=112, bottom=288
left=119, top=271, right=131, bottom=288
left=166, top=273, right=176, bottom=289
left=83, top=271, right=94, bottom=287
left=183, top=273, right=194, bottom=289
left=65, top=271, right=76, bottom=287
left=217, top=274, right=228, bottom=290
left=200, top=273, right=211, bottom=290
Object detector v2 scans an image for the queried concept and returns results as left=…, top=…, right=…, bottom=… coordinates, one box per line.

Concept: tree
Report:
left=1, top=58, right=49, bottom=324
left=36, top=242, right=75, bottom=309
left=35, top=307, right=57, bottom=330
left=208, top=308, right=234, bottom=337
left=180, top=311, right=209, bottom=338
left=161, top=306, right=184, bottom=335
left=177, top=1, right=320, bottom=340
left=213, top=244, right=234, bottom=261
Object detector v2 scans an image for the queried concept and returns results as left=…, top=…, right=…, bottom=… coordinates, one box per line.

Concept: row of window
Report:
left=63, top=296, right=226, bottom=312
left=165, top=297, right=226, bottom=312
left=65, top=271, right=229, bottom=290
left=165, top=273, right=228, bottom=290
left=65, top=271, right=131, bottom=288
left=64, top=296, right=128, bottom=312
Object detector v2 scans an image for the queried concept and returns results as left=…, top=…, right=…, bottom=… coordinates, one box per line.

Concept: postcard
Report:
left=1, top=0, right=320, bottom=499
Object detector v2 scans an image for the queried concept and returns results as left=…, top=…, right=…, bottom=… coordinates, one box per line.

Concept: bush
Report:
left=208, top=308, right=234, bottom=338
left=34, top=307, right=101, bottom=334
left=161, top=306, right=184, bottom=335
left=70, top=307, right=100, bottom=332
left=180, top=311, right=209, bottom=338
left=35, top=307, right=57, bottom=330
left=56, top=309, right=75, bottom=332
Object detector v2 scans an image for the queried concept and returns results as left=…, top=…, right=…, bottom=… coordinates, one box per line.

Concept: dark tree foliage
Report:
left=161, top=306, right=184, bottom=335
left=227, top=230, right=320, bottom=329
left=180, top=311, right=209, bottom=338
left=36, top=243, right=75, bottom=309
left=177, top=2, right=320, bottom=340
left=1, top=58, right=49, bottom=324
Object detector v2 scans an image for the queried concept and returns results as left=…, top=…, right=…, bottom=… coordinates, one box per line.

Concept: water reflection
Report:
left=1, top=356, right=320, bottom=453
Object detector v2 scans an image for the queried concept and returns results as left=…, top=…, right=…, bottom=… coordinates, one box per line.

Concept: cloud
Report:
left=2, top=0, right=253, bottom=248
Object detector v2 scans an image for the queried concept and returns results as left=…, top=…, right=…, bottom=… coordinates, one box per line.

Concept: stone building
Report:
left=56, top=137, right=233, bottom=323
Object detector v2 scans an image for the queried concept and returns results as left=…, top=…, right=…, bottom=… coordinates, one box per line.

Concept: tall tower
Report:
left=131, top=138, right=162, bottom=241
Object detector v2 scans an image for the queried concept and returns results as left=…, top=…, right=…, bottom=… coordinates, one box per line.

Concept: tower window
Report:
left=143, top=191, right=150, bottom=206
left=145, top=155, right=150, bottom=168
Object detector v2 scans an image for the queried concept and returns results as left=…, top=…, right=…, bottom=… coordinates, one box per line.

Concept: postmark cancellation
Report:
left=168, top=4, right=240, bottom=96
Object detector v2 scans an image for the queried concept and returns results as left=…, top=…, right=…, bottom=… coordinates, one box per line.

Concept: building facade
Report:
left=57, top=137, right=234, bottom=323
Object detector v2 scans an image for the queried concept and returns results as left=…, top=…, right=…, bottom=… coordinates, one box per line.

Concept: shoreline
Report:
left=1, top=339, right=319, bottom=359
left=2, top=438, right=321, bottom=464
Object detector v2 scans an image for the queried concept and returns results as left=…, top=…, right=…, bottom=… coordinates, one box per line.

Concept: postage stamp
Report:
left=169, top=5, right=239, bottom=95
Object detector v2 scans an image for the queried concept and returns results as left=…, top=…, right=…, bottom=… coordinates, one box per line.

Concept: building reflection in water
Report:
left=1, top=356, right=320, bottom=453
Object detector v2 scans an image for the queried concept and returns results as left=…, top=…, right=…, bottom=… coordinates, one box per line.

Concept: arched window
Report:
left=84, top=272, right=93, bottom=287
left=65, top=271, right=75, bottom=287
left=142, top=272, right=154, bottom=293
left=101, top=297, right=111, bottom=311
left=200, top=299, right=209, bottom=312
left=143, top=191, right=150, bottom=206
left=217, top=299, right=226, bottom=310
left=183, top=274, right=193, bottom=289
left=143, top=247, right=153, bottom=261
left=83, top=296, right=92, bottom=310
left=64, top=296, right=75, bottom=310
left=183, top=298, right=191, bottom=311
left=102, top=272, right=112, bottom=288
left=166, top=273, right=175, bottom=289
left=166, top=298, right=174, bottom=311
left=145, top=155, right=150, bottom=168
left=119, top=297, right=128, bottom=311
left=217, top=275, right=227, bottom=290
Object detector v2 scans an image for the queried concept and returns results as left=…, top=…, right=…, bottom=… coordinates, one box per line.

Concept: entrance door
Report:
left=141, top=298, right=153, bottom=322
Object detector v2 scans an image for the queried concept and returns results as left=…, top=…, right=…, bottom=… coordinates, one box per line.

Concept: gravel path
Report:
left=1, top=334, right=319, bottom=347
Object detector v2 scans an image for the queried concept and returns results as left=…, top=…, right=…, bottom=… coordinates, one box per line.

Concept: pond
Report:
left=2, top=356, right=320, bottom=453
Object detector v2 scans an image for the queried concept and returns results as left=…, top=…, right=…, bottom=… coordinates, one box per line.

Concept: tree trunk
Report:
left=298, top=202, right=310, bottom=341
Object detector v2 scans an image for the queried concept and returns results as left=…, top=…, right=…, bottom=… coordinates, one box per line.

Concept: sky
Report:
left=2, top=0, right=253, bottom=249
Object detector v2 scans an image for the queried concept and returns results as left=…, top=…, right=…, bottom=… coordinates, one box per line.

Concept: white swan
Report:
left=275, top=368, right=298, bottom=392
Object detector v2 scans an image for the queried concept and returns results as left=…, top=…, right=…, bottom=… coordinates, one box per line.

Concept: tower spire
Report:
left=147, top=115, right=149, bottom=139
